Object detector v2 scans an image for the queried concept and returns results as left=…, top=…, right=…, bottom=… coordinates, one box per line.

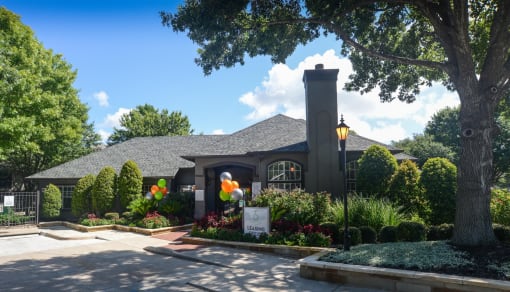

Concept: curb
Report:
left=181, top=236, right=333, bottom=258
left=143, top=246, right=232, bottom=268
left=299, top=251, right=510, bottom=292
left=38, top=221, right=193, bottom=236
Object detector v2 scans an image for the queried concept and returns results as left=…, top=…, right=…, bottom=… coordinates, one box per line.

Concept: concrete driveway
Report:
left=0, top=227, right=383, bottom=291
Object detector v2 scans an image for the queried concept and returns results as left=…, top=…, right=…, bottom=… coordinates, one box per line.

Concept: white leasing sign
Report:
left=4, top=196, right=14, bottom=207
left=243, top=207, right=270, bottom=238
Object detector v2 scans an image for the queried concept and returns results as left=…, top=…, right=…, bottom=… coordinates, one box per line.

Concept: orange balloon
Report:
left=221, top=179, right=234, bottom=193
left=162, top=187, right=168, bottom=195
left=150, top=185, right=159, bottom=195
left=232, top=180, right=239, bottom=189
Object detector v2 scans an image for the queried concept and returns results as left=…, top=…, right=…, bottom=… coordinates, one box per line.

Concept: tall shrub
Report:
left=357, top=145, right=398, bottom=196
left=91, top=166, right=117, bottom=216
left=118, top=160, right=143, bottom=210
left=42, top=184, right=62, bottom=219
left=71, top=174, right=95, bottom=217
left=420, top=157, right=457, bottom=225
left=389, top=160, right=429, bottom=219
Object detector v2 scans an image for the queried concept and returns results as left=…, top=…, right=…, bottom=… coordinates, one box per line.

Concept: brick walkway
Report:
left=152, top=230, right=206, bottom=251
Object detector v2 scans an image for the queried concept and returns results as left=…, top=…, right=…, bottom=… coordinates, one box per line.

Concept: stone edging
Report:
left=38, top=221, right=193, bottom=236
left=299, top=251, right=510, bottom=292
left=181, top=236, right=334, bottom=258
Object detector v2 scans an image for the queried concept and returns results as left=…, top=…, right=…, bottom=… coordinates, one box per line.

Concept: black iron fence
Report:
left=0, top=191, right=39, bottom=227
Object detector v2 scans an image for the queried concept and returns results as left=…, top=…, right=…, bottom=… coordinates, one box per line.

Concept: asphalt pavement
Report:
left=0, top=226, right=384, bottom=291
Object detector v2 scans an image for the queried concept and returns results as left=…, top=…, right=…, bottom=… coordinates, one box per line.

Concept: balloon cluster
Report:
left=145, top=178, right=168, bottom=201
left=219, top=172, right=243, bottom=201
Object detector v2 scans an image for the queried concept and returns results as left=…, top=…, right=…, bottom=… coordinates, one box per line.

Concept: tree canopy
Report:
left=163, top=1, right=510, bottom=246
left=0, top=8, right=100, bottom=189
left=423, top=105, right=510, bottom=182
left=107, top=104, right=193, bottom=145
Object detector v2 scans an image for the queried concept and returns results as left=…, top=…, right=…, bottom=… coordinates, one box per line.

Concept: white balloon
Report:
left=145, top=192, right=153, bottom=200
left=220, top=172, right=232, bottom=182
left=231, top=188, right=243, bottom=201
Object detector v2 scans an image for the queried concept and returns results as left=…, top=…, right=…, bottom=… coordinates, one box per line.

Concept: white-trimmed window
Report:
left=346, top=160, right=357, bottom=193
left=56, top=185, right=74, bottom=210
left=267, top=160, right=302, bottom=191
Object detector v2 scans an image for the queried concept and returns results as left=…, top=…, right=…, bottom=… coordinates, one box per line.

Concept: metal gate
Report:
left=0, top=191, right=39, bottom=227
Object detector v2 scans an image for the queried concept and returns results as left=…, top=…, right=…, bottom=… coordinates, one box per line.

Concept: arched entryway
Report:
left=204, top=164, right=254, bottom=214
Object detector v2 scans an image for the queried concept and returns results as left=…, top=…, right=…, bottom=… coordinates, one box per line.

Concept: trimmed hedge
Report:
left=91, top=166, right=117, bottom=216
left=118, top=160, right=143, bottom=210
left=71, top=174, right=95, bottom=217
left=379, top=225, right=398, bottom=243
left=420, top=157, right=457, bottom=225
left=397, top=221, right=427, bottom=242
left=42, top=183, right=62, bottom=219
left=357, top=144, right=398, bottom=196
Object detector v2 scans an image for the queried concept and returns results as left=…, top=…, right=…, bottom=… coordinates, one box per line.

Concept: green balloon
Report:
left=155, top=191, right=163, bottom=200
left=219, top=190, right=231, bottom=201
left=157, top=178, right=166, bottom=188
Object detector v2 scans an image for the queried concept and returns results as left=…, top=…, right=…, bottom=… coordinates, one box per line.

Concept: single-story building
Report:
left=27, top=64, right=414, bottom=218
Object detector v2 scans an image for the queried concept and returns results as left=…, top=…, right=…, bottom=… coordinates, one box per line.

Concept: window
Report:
left=56, top=185, right=74, bottom=210
left=346, top=160, right=357, bottom=193
left=267, top=160, right=302, bottom=191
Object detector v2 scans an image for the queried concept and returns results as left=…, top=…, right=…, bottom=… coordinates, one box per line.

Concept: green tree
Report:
left=392, top=134, right=456, bottom=167
left=0, top=8, right=99, bottom=188
left=420, top=158, right=457, bottom=225
left=91, top=166, right=117, bottom=216
left=163, top=1, right=510, bottom=246
left=41, top=184, right=62, bottom=219
left=425, top=105, right=510, bottom=182
left=425, top=107, right=461, bottom=159
left=357, top=145, right=398, bottom=197
left=118, top=160, right=143, bottom=210
left=107, top=104, right=193, bottom=145
left=71, top=174, right=95, bottom=217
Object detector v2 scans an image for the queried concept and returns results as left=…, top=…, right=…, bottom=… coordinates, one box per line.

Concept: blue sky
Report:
left=3, top=0, right=460, bottom=144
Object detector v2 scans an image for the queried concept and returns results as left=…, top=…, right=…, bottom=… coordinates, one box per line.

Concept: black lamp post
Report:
left=336, top=114, right=350, bottom=251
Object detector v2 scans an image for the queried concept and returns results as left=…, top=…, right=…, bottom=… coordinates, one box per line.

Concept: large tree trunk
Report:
left=451, top=93, right=498, bottom=246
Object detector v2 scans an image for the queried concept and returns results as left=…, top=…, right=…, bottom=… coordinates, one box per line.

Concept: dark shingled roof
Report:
left=27, top=114, right=401, bottom=180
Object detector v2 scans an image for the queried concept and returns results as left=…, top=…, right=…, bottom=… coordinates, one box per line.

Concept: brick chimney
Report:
left=302, top=64, right=342, bottom=199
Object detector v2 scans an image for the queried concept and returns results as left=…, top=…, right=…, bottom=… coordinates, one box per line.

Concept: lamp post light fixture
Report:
left=336, top=114, right=350, bottom=251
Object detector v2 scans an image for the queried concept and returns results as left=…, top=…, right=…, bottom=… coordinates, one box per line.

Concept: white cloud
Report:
left=97, top=129, right=111, bottom=144
left=95, top=108, right=132, bottom=144
left=239, top=50, right=460, bottom=143
left=101, top=107, right=131, bottom=129
left=212, top=129, right=226, bottom=135
left=93, top=91, right=110, bottom=107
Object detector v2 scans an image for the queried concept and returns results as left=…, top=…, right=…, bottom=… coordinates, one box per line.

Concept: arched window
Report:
left=267, top=160, right=302, bottom=191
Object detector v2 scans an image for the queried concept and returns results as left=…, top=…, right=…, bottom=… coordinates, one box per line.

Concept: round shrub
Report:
left=419, top=157, right=457, bottom=225
left=493, top=224, right=510, bottom=242
left=104, top=212, right=120, bottom=220
left=357, top=145, right=398, bottom=196
left=42, top=184, right=62, bottom=219
left=118, top=160, right=143, bottom=210
left=340, top=226, right=362, bottom=246
left=397, top=221, right=427, bottom=242
left=91, top=166, right=118, bottom=216
left=427, top=223, right=454, bottom=241
left=379, top=225, right=398, bottom=243
left=359, top=226, right=377, bottom=243
left=71, top=174, right=95, bottom=217
left=320, top=222, right=341, bottom=244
